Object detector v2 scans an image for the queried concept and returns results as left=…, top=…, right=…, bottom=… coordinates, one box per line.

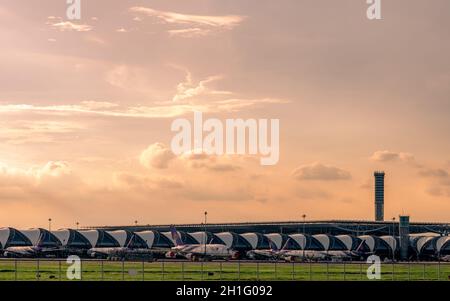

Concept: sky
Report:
left=0, top=0, right=450, bottom=229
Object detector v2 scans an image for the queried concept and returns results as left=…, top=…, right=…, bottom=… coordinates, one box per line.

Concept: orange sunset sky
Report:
left=1, top=0, right=450, bottom=229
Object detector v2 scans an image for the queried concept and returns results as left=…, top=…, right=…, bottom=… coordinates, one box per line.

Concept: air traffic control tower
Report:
left=374, top=171, right=385, bottom=221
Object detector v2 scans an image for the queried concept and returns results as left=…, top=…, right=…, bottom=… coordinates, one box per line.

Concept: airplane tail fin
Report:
left=170, top=225, right=184, bottom=247
left=281, top=238, right=291, bottom=251
left=36, top=232, right=45, bottom=248
left=126, top=234, right=135, bottom=248
left=268, top=238, right=278, bottom=252
left=355, top=240, right=365, bottom=253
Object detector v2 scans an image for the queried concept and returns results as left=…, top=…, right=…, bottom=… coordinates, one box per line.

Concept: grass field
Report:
left=0, top=260, right=449, bottom=281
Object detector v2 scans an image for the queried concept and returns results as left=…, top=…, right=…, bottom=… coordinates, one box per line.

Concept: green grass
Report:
left=0, top=260, right=449, bottom=281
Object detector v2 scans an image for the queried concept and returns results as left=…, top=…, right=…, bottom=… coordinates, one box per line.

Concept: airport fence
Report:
left=0, top=259, right=449, bottom=281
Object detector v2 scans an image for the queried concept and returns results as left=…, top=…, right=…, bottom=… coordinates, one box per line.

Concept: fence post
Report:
left=182, top=261, right=185, bottom=281
left=423, top=263, right=425, bottom=280
left=122, top=259, right=125, bottom=281
left=14, top=259, right=17, bottom=281
left=309, top=262, right=312, bottom=281
left=162, top=261, right=165, bottom=280
left=438, top=261, right=441, bottom=281
left=37, top=258, right=40, bottom=281
left=408, top=262, right=411, bottom=281
left=292, top=262, right=295, bottom=280
left=80, top=259, right=83, bottom=281
left=59, top=260, right=62, bottom=281
left=142, top=259, right=145, bottom=281
left=101, top=260, right=104, bottom=281
left=392, top=262, right=394, bottom=281
left=238, top=261, right=240, bottom=280
left=344, top=262, right=346, bottom=281
left=360, top=262, right=363, bottom=280
left=220, top=262, right=222, bottom=281
left=201, top=262, right=204, bottom=281
left=275, top=261, right=277, bottom=280
left=326, top=262, right=329, bottom=281
left=256, top=262, right=259, bottom=280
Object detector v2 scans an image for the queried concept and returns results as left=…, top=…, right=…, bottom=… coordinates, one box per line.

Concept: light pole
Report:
left=302, top=214, right=307, bottom=259
left=204, top=211, right=208, bottom=256
left=48, top=218, right=52, bottom=231
left=392, top=217, right=396, bottom=261
left=76, top=222, right=79, bottom=230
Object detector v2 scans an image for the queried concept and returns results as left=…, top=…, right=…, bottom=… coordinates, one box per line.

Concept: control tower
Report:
left=374, top=171, right=385, bottom=221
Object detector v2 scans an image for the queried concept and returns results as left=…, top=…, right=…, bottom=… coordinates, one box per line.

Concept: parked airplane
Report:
left=165, top=226, right=238, bottom=261
left=278, top=239, right=368, bottom=262
left=4, top=234, right=62, bottom=258
left=87, top=235, right=163, bottom=260
left=246, top=239, right=281, bottom=260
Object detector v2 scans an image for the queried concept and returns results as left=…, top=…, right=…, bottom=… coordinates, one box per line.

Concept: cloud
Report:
left=172, top=71, right=231, bottom=102
left=0, top=102, right=203, bottom=119
left=418, top=168, right=449, bottom=179
left=180, top=152, right=241, bottom=172
left=129, top=7, right=245, bottom=28
left=419, top=166, right=450, bottom=198
left=295, top=187, right=332, bottom=200
left=370, top=150, right=415, bottom=163
left=46, top=17, right=93, bottom=32
left=129, top=6, right=245, bottom=36
left=168, top=28, right=212, bottom=38
left=0, top=120, right=84, bottom=144
left=0, top=69, right=286, bottom=119
left=292, top=162, right=351, bottom=181
left=140, top=143, right=175, bottom=169
left=0, top=100, right=282, bottom=119
left=31, top=161, right=71, bottom=178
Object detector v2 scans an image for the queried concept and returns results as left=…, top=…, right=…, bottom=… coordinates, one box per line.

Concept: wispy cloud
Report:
left=0, top=70, right=285, bottom=119
left=370, top=150, right=415, bottom=163
left=46, top=16, right=93, bottom=32
left=129, top=6, right=245, bottom=37
left=172, top=71, right=231, bottom=102
left=168, top=27, right=211, bottom=38
left=0, top=120, right=84, bottom=144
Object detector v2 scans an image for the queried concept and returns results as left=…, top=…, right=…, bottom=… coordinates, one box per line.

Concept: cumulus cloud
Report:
left=140, top=143, right=175, bottom=169
left=181, top=152, right=241, bottom=172
left=31, top=161, right=71, bottom=178
left=139, top=142, right=243, bottom=172
left=0, top=161, right=72, bottom=180
left=370, top=150, right=415, bottom=163
left=292, top=162, right=351, bottom=181
left=129, top=6, right=245, bottom=30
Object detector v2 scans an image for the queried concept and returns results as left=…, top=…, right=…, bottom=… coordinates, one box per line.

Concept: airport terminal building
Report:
left=1, top=222, right=450, bottom=260
left=1, top=171, right=449, bottom=260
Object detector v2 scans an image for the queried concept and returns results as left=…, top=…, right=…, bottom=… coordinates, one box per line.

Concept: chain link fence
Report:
left=0, top=259, right=449, bottom=281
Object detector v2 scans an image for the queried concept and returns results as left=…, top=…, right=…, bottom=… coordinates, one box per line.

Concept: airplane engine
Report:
left=165, top=251, right=177, bottom=259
